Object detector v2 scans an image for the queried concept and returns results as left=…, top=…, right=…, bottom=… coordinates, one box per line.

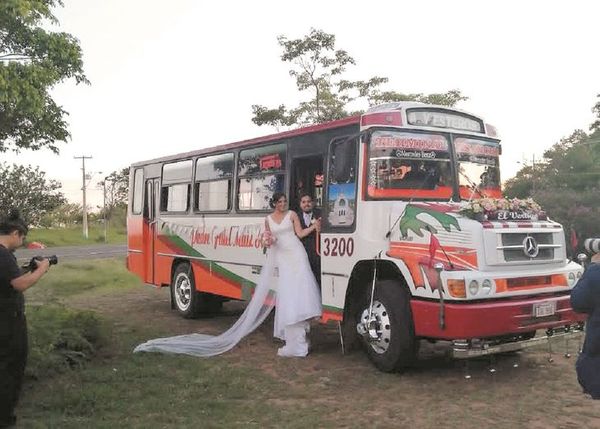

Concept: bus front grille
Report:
left=499, top=232, right=556, bottom=262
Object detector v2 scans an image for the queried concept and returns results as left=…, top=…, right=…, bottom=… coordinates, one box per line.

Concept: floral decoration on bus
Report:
left=459, top=197, right=546, bottom=221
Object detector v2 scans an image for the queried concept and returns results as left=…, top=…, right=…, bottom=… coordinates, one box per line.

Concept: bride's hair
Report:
left=269, top=192, right=287, bottom=209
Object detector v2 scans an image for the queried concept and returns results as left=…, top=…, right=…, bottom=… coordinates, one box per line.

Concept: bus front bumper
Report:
left=411, top=294, right=586, bottom=340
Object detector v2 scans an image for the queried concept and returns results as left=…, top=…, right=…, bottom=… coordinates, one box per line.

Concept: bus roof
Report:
left=131, top=115, right=360, bottom=167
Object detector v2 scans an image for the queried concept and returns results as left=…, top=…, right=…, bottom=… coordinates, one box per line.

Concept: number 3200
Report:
left=322, top=237, right=354, bottom=257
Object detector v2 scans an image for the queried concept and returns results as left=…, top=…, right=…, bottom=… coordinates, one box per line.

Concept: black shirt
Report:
left=0, top=244, right=24, bottom=317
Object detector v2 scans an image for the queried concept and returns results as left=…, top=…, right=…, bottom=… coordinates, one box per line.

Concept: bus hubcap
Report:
left=174, top=273, right=192, bottom=310
left=357, top=300, right=391, bottom=354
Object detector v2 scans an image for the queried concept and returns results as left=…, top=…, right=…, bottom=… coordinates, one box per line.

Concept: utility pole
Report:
left=531, top=153, right=536, bottom=194
left=102, top=178, right=107, bottom=243
left=74, top=155, right=92, bottom=239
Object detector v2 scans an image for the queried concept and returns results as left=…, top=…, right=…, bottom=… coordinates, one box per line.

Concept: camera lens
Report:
left=584, top=238, right=600, bottom=254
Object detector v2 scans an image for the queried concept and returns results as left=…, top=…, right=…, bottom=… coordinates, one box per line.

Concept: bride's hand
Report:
left=312, top=218, right=322, bottom=233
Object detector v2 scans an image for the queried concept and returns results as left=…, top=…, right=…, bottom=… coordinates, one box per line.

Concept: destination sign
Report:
left=372, top=132, right=449, bottom=151
left=454, top=138, right=500, bottom=157
left=407, top=109, right=483, bottom=133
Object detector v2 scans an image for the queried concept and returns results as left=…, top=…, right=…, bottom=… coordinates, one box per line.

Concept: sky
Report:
left=3, top=0, right=599, bottom=208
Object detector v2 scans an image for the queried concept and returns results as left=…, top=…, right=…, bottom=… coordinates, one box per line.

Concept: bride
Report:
left=134, top=192, right=322, bottom=358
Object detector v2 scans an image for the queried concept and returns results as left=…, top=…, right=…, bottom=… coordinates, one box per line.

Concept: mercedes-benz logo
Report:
left=523, top=236, right=539, bottom=258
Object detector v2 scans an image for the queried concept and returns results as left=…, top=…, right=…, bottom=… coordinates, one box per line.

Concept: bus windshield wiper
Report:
left=458, top=169, right=487, bottom=201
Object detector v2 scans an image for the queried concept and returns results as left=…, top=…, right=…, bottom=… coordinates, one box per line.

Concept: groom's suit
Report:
left=297, top=208, right=321, bottom=286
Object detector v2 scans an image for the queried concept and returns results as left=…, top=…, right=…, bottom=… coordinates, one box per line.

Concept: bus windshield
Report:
left=367, top=130, right=454, bottom=199
left=454, top=137, right=501, bottom=199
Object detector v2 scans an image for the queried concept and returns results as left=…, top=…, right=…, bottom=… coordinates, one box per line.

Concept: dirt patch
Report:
left=67, top=284, right=600, bottom=428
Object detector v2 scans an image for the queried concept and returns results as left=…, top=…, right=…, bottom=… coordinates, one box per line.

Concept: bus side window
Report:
left=160, top=183, right=190, bottom=212
left=161, top=160, right=193, bottom=213
left=237, top=143, right=287, bottom=211
left=132, top=168, right=144, bottom=215
left=195, top=153, right=234, bottom=212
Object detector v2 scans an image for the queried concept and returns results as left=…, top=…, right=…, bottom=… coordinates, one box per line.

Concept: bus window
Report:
left=160, top=183, right=190, bottom=212
left=367, top=131, right=453, bottom=199
left=325, top=136, right=357, bottom=229
left=237, top=144, right=287, bottom=211
left=194, top=153, right=234, bottom=212
left=132, top=168, right=144, bottom=215
left=161, top=160, right=192, bottom=213
left=454, top=137, right=502, bottom=199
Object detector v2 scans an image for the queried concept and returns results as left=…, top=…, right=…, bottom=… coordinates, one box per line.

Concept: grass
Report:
left=27, top=258, right=138, bottom=303
left=26, top=306, right=105, bottom=379
left=24, top=258, right=138, bottom=380
left=15, top=258, right=600, bottom=428
left=26, top=225, right=126, bottom=247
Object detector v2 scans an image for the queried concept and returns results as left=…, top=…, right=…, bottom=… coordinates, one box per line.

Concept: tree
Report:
left=0, top=0, right=88, bottom=153
left=0, top=162, right=67, bottom=225
left=504, top=100, right=600, bottom=246
left=98, top=167, right=128, bottom=226
left=251, top=28, right=467, bottom=128
left=591, top=93, right=600, bottom=133
left=38, top=202, right=82, bottom=228
left=101, top=168, right=129, bottom=209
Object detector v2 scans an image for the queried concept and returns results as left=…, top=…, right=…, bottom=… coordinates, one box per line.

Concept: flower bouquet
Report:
left=261, top=230, right=275, bottom=248
left=459, top=197, right=546, bottom=221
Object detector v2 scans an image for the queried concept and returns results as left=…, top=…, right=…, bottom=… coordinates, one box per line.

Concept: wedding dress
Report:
left=133, top=211, right=322, bottom=357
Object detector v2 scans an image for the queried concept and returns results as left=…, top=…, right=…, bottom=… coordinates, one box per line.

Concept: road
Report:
left=15, top=244, right=127, bottom=263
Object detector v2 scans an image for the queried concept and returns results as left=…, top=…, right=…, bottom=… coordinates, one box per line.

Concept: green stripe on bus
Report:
left=322, top=304, right=343, bottom=314
left=163, top=233, right=256, bottom=287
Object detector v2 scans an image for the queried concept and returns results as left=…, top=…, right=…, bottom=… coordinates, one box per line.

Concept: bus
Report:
left=127, top=102, right=585, bottom=372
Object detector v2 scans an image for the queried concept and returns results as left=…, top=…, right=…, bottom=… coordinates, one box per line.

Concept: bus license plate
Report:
left=533, top=301, right=556, bottom=318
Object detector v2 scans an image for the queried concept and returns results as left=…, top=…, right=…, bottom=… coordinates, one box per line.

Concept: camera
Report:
left=584, top=238, right=600, bottom=254
left=22, top=255, right=58, bottom=272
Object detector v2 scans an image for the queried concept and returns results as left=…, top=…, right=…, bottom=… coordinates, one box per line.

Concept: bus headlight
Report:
left=576, top=271, right=583, bottom=279
left=481, top=279, right=493, bottom=295
left=568, top=272, right=576, bottom=286
left=468, top=280, right=479, bottom=296
left=447, top=279, right=466, bottom=298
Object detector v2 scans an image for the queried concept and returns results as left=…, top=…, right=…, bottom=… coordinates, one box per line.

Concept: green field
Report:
left=26, top=225, right=126, bottom=247
left=16, top=258, right=600, bottom=428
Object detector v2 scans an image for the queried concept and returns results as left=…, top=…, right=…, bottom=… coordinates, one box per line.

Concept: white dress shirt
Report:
left=303, top=212, right=312, bottom=226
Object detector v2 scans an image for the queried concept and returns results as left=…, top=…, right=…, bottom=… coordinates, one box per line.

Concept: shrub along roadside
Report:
left=23, top=258, right=135, bottom=380
left=26, top=305, right=106, bottom=379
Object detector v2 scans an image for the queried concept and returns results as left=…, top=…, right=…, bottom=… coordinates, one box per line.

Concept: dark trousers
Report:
left=0, top=315, right=28, bottom=426
left=576, top=352, right=600, bottom=399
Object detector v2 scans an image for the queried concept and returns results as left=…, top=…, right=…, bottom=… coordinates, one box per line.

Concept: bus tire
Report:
left=357, top=280, right=418, bottom=372
left=171, top=263, right=202, bottom=319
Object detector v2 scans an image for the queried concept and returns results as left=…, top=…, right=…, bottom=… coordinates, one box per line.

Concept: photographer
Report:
left=0, top=211, right=50, bottom=427
left=571, top=249, right=600, bottom=399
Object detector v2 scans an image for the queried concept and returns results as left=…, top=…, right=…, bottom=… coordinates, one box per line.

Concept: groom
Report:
left=297, top=192, right=321, bottom=286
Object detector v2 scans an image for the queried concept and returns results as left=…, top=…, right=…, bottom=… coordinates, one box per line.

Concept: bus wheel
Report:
left=357, top=280, right=418, bottom=372
left=171, top=263, right=201, bottom=318
left=171, top=263, right=223, bottom=318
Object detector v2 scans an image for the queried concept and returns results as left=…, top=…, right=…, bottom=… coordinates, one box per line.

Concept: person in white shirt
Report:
left=296, top=193, right=322, bottom=287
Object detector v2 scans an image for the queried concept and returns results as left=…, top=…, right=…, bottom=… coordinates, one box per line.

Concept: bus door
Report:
left=290, top=155, right=324, bottom=211
left=143, top=178, right=159, bottom=284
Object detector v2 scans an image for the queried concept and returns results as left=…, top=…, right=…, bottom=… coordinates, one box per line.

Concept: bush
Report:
left=26, top=305, right=105, bottom=379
